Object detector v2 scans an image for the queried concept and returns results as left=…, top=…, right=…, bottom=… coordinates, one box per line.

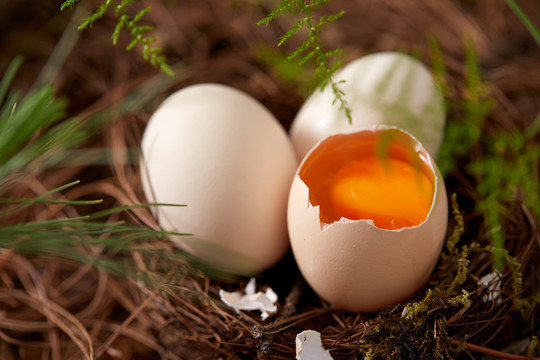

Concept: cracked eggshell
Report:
left=295, top=330, right=334, bottom=360
left=290, top=52, right=445, bottom=160
left=141, top=83, right=298, bottom=276
left=287, top=127, right=448, bottom=312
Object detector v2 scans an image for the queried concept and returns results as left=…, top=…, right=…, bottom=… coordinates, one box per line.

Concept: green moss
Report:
left=436, top=37, right=494, bottom=177
left=360, top=194, right=477, bottom=359
left=358, top=192, right=538, bottom=358
left=435, top=36, right=540, bottom=271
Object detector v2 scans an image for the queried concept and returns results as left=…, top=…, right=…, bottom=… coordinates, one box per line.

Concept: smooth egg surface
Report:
left=141, top=83, right=298, bottom=275
left=290, top=52, right=445, bottom=161
left=287, top=127, right=448, bottom=312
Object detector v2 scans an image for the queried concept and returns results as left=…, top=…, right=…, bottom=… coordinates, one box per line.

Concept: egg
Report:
left=290, top=52, right=446, bottom=160
left=287, top=126, right=448, bottom=312
left=140, top=83, right=298, bottom=276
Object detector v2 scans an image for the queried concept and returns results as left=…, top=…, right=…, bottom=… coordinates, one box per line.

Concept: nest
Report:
left=1, top=0, right=539, bottom=359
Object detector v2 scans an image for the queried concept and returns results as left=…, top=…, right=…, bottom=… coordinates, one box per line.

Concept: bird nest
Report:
left=0, top=0, right=539, bottom=359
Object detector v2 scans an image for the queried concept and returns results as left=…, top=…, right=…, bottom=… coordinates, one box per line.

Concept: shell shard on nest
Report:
left=477, top=271, right=502, bottom=304
left=219, top=278, right=278, bottom=320
left=295, top=330, right=334, bottom=360
left=401, top=302, right=420, bottom=320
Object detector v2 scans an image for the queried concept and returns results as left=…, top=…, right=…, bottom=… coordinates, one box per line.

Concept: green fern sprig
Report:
left=259, top=0, right=352, bottom=122
left=59, top=0, right=79, bottom=11
left=61, top=0, right=173, bottom=76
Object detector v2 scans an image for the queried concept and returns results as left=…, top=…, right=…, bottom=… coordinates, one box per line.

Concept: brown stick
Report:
left=450, top=339, right=540, bottom=360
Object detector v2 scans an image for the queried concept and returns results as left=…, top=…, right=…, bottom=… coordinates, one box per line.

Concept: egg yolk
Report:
left=328, top=157, right=433, bottom=229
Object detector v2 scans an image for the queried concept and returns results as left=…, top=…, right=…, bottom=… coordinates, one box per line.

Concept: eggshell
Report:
left=141, top=83, right=298, bottom=276
left=287, top=127, right=448, bottom=312
left=290, top=52, right=445, bottom=160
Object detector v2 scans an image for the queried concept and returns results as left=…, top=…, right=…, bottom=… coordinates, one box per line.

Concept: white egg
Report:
left=141, top=84, right=298, bottom=275
left=287, top=126, right=448, bottom=312
left=290, top=52, right=445, bottom=160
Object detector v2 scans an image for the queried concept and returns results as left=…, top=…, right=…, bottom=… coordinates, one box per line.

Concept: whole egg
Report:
left=290, top=52, right=446, bottom=160
left=140, top=83, right=298, bottom=276
left=287, top=126, right=448, bottom=312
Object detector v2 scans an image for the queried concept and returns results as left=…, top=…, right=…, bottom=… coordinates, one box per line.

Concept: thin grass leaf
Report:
left=504, top=0, right=540, bottom=47
left=0, top=92, right=19, bottom=124
left=0, top=86, right=67, bottom=164
left=84, top=202, right=187, bottom=222
left=1, top=55, right=182, bottom=188
left=34, top=4, right=86, bottom=91
left=525, top=112, right=540, bottom=140
left=0, top=180, right=82, bottom=217
left=0, top=119, right=88, bottom=183
left=0, top=203, right=228, bottom=283
left=427, top=36, right=450, bottom=110
left=0, top=55, right=209, bottom=291
left=0, top=198, right=102, bottom=206
left=0, top=56, right=24, bottom=105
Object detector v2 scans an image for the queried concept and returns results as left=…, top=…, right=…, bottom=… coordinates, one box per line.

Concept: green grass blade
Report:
left=504, top=0, right=540, bottom=47
left=0, top=56, right=24, bottom=104
left=0, top=86, right=66, bottom=164
left=0, top=180, right=83, bottom=217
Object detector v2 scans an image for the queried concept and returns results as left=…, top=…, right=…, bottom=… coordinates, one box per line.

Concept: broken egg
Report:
left=290, top=52, right=445, bottom=160
left=140, top=83, right=298, bottom=275
left=287, top=126, right=448, bottom=312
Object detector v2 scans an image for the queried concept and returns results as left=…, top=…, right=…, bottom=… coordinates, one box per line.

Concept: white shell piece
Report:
left=219, top=278, right=278, bottom=320
left=478, top=272, right=502, bottom=304
left=401, top=302, right=420, bottom=320
left=295, top=330, right=334, bottom=360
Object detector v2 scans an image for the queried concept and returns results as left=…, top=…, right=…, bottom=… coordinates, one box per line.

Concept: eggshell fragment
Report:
left=141, top=83, right=298, bottom=275
left=295, top=330, right=334, bottom=360
left=287, top=127, right=448, bottom=312
left=219, top=278, right=278, bottom=320
left=477, top=271, right=502, bottom=304
left=290, top=52, right=445, bottom=160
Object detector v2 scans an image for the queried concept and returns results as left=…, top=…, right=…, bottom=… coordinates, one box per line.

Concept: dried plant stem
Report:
left=94, top=277, right=165, bottom=358
left=450, top=339, right=540, bottom=360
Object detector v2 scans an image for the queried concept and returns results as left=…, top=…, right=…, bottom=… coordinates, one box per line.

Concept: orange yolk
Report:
left=329, top=157, right=433, bottom=229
